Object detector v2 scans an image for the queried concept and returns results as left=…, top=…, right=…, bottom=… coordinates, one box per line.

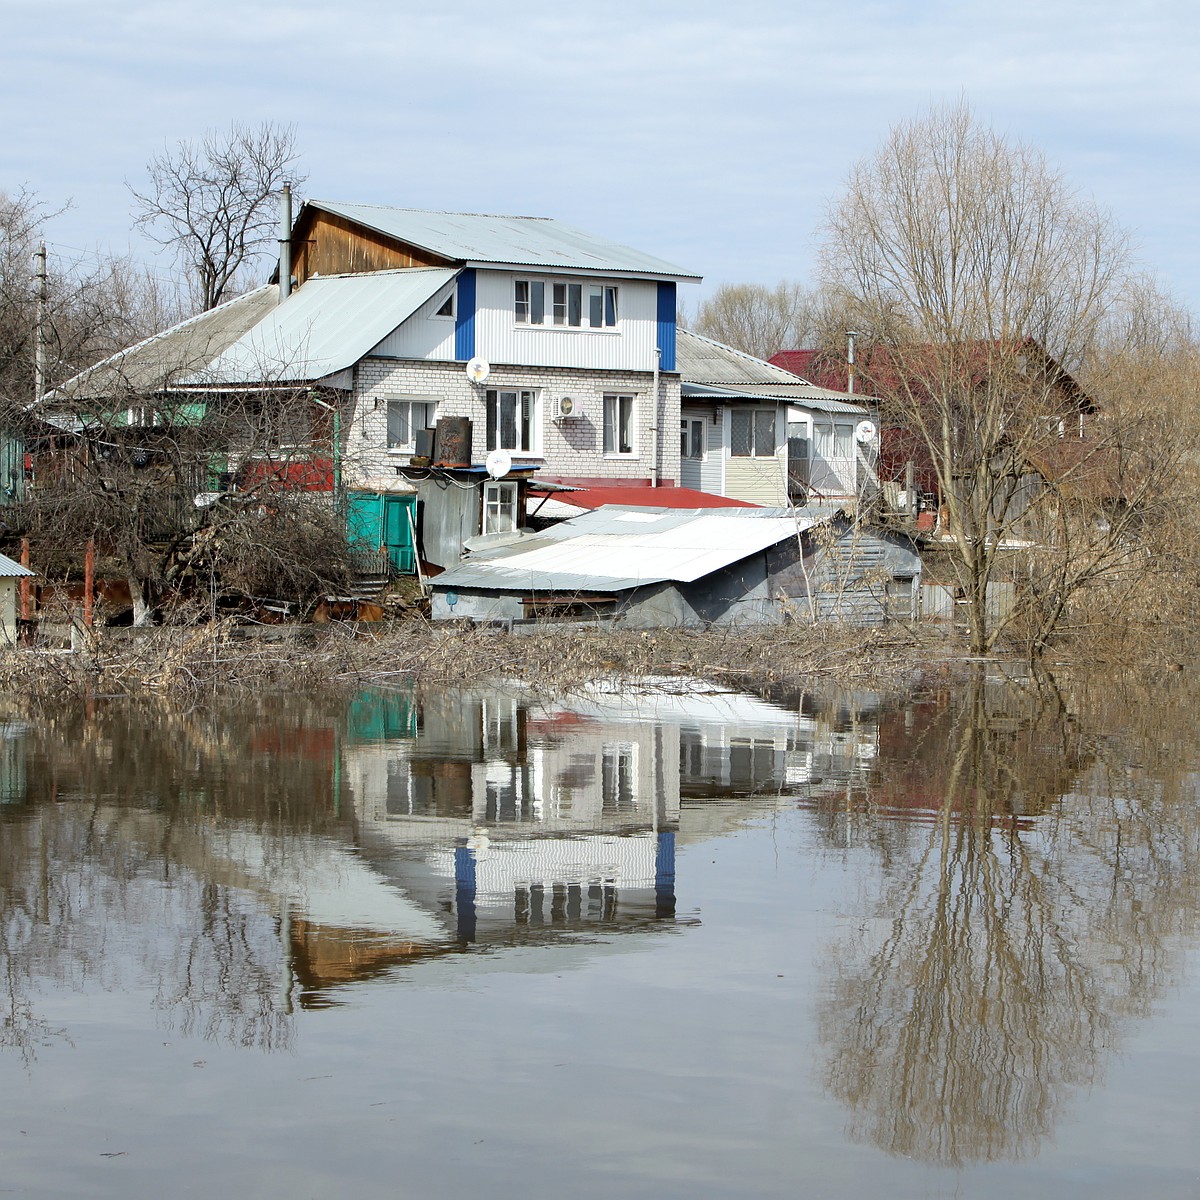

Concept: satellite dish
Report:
left=485, top=448, right=511, bottom=479
left=855, top=419, right=878, bottom=444
left=466, top=357, right=491, bottom=384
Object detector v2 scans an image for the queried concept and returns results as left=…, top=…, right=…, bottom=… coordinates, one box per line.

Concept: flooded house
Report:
left=675, top=330, right=878, bottom=509
left=39, top=199, right=700, bottom=579
left=428, top=504, right=921, bottom=627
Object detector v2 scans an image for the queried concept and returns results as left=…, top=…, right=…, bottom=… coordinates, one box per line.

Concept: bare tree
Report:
left=687, top=281, right=818, bottom=360
left=818, top=101, right=1175, bottom=656
left=129, top=122, right=304, bottom=312
left=1, top=189, right=186, bottom=419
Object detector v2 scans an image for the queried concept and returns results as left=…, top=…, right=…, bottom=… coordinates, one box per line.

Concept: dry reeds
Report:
left=0, top=617, right=957, bottom=703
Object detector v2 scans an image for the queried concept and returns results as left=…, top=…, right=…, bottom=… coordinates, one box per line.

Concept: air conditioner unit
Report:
left=555, top=396, right=578, bottom=420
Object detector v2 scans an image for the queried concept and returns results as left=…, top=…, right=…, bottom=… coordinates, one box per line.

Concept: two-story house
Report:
left=45, top=201, right=699, bottom=571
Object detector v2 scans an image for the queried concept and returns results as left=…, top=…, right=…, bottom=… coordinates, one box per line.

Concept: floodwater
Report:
left=1, top=670, right=1198, bottom=1199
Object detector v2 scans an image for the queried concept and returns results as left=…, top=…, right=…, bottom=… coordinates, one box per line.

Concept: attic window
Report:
left=434, top=292, right=454, bottom=318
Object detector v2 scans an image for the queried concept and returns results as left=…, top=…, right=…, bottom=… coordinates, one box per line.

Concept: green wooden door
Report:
left=347, top=492, right=415, bottom=575
left=382, top=494, right=416, bottom=574
left=347, top=491, right=383, bottom=550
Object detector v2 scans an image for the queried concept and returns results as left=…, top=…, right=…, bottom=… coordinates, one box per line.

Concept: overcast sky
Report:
left=4, top=0, right=1198, bottom=319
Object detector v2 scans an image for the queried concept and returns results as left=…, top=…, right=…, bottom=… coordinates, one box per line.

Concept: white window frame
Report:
left=485, top=389, right=540, bottom=454
left=432, top=288, right=455, bottom=319
left=681, top=417, right=705, bottom=460
left=730, top=408, right=778, bottom=458
left=515, top=278, right=618, bottom=330
left=812, top=419, right=857, bottom=489
left=601, top=742, right=638, bottom=810
left=603, top=393, right=637, bottom=457
left=482, top=480, right=519, bottom=535
left=385, top=396, right=439, bottom=452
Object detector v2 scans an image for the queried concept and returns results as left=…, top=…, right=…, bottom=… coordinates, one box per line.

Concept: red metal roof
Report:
left=529, top=485, right=757, bottom=510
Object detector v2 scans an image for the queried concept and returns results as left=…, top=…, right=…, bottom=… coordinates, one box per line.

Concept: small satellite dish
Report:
left=855, top=419, right=878, bottom=444
left=485, top=448, right=512, bottom=479
left=466, top=357, right=491, bottom=384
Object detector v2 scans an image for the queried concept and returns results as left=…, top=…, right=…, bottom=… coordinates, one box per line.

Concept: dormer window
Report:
left=515, top=279, right=618, bottom=329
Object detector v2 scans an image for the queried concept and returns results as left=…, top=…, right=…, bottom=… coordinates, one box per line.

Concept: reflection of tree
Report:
left=0, top=695, right=351, bottom=1058
left=818, top=669, right=1200, bottom=1165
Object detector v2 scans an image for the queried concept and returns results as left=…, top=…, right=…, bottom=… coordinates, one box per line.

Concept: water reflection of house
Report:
left=347, top=683, right=883, bottom=857
left=541, top=684, right=882, bottom=815
left=343, top=688, right=680, bottom=942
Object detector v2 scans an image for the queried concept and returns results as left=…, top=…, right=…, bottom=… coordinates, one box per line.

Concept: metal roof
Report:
left=677, top=329, right=821, bottom=386
left=677, top=330, right=872, bottom=413
left=433, top=506, right=823, bottom=594
left=681, top=381, right=871, bottom=416
left=309, top=201, right=700, bottom=280
left=188, top=268, right=458, bottom=385
left=0, top=553, right=35, bottom=578
left=47, top=287, right=279, bottom=402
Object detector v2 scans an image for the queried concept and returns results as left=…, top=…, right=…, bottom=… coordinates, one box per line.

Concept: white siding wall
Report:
left=473, top=270, right=660, bottom=372
left=368, top=282, right=458, bottom=360
left=679, top=405, right=724, bottom=495
left=720, top=407, right=788, bottom=506
left=724, top=454, right=787, bottom=506
left=343, top=357, right=681, bottom=486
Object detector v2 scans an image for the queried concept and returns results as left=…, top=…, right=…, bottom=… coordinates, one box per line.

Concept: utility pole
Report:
left=33, top=243, right=48, bottom=403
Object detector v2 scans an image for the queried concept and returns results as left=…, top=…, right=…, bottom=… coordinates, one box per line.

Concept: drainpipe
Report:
left=278, top=182, right=292, bottom=303
left=652, top=348, right=661, bottom=487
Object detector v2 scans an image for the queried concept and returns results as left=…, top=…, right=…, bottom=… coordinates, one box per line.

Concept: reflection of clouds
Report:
left=818, top=677, right=1200, bottom=1166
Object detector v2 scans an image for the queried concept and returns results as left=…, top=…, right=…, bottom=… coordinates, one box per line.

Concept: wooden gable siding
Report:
left=291, top=209, right=454, bottom=287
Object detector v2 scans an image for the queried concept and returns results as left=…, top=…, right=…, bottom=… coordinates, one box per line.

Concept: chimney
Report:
left=278, top=182, right=292, bottom=303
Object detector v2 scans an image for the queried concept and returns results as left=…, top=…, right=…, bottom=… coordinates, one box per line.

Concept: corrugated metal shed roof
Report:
left=188, top=268, right=458, bottom=385
left=678, top=329, right=816, bottom=386
left=681, top=381, right=870, bottom=416
left=309, top=201, right=700, bottom=280
left=434, top=506, right=822, bottom=594
left=0, top=553, right=35, bottom=578
left=47, top=287, right=279, bottom=402
left=677, top=330, right=872, bottom=412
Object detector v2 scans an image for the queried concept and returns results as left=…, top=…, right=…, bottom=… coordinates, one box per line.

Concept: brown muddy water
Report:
left=1, top=669, right=1198, bottom=1199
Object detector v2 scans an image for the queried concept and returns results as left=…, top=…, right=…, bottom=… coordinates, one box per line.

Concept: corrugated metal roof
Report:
left=0, top=553, right=35, bottom=578
left=309, top=201, right=700, bottom=280
left=47, top=287, right=279, bottom=402
left=681, top=381, right=870, bottom=416
left=677, top=329, right=820, bottom=386
left=677, top=330, right=872, bottom=412
left=186, top=268, right=458, bottom=385
left=434, top=506, right=822, bottom=594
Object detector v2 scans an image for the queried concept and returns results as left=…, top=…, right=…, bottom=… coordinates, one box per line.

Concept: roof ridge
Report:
left=310, top=200, right=553, bottom=222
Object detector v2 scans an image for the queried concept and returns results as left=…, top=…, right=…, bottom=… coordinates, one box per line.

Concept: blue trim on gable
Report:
left=454, top=269, right=476, bottom=361
left=656, top=282, right=677, bottom=372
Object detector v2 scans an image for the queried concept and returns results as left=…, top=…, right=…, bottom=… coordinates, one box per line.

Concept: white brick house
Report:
left=225, top=201, right=698, bottom=492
